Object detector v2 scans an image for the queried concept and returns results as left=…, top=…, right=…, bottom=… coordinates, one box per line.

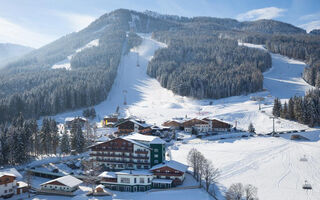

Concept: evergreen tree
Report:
left=248, top=123, right=255, bottom=133
left=40, top=118, right=52, bottom=154
left=49, top=119, right=59, bottom=154
left=288, top=98, right=295, bottom=120
left=60, top=131, right=71, bottom=154
left=272, top=98, right=281, bottom=117
left=281, top=102, right=289, bottom=119
left=71, top=121, right=85, bottom=154
left=90, top=108, right=96, bottom=119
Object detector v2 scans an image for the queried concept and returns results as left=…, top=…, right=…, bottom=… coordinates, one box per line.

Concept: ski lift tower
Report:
left=123, top=90, right=127, bottom=105
left=137, top=52, right=140, bottom=67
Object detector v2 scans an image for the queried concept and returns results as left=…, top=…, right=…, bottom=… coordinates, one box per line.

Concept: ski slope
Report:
left=51, top=34, right=313, bottom=133
left=46, top=34, right=320, bottom=200
left=170, top=134, right=320, bottom=200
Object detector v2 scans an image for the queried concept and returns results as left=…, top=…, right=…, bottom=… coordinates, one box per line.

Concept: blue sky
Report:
left=0, top=0, right=319, bottom=48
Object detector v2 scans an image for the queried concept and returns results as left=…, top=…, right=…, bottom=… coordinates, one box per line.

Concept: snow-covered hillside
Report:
left=51, top=34, right=313, bottom=134
left=46, top=34, right=320, bottom=200
left=170, top=135, right=320, bottom=200
left=52, top=39, right=99, bottom=70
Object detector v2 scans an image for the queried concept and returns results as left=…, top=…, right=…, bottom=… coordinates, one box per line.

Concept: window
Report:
left=154, top=149, right=159, bottom=153
left=9, top=189, right=12, bottom=192
left=140, top=178, right=145, bottom=183
left=155, top=160, right=158, bottom=163
left=148, top=178, right=150, bottom=183
left=134, top=178, right=137, bottom=183
left=4, top=190, right=7, bottom=193
left=154, top=154, right=158, bottom=158
left=157, top=170, right=160, bottom=172
left=120, top=178, right=130, bottom=184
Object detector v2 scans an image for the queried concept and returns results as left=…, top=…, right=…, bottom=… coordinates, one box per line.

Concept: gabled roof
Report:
left=40, top=175, right=82, bottom=187
left=150, top=160, right=188, bottom=173
left=0, top=168, right=22, bottom=179
left=65, top=117, right=87, bottom=122
left=182, top=118, right=209, bottom=127
left=89, top=137, right=151, bottom=150
left=123, top=132, right=166, bottom=144
left=98, top=171, right=117, bottom=178
left=115, top=119, right=150, bottom=128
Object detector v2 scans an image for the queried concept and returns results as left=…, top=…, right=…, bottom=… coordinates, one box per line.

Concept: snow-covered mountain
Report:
left=0, top=43, right=33, bottom=68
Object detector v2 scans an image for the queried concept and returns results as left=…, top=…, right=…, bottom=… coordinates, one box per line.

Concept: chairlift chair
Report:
left=302, top=180, right=312, bottom=190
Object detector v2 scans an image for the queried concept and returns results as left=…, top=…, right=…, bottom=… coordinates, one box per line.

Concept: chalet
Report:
left=99, top=170, right=153, bottom=192
left=89, top=133, right=166, bottom=170
left=182, top=118, right=210, bottom=133
left=162, top=120, right=181, bottom=130
left=65, top=117, right=87, bottom=128
left=202, top=118, right=232, bottom=132
left=16, top=181, right=28, bottom=195
left=0, top=172, right=17, bottom=198
left=103, top=114, right=119, bottom=127
left=40, top=175, right=82, bottom=193
left=115, top=119, right=152, bottom=136
left=150, top=160, right=188, bottom=188
left=0, top=168, right=24, bottom=198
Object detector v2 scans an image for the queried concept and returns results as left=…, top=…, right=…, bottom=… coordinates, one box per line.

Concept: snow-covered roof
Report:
left=41, top=175, right=83, bottom=187
left=17, top=181, right=28, bottom=188
left=65, top=117, right=87, bottom=122
left=0, top=168, right=22, bottom=179
left=98, top=171, right=117, bottom=178
left=96, top=184, right=105, bottom=189
left=123, top=132, right=166, bottom=144
left=152, top=178, right=173, bottom=184
left=150, top=160, right=188, bottom=173
left=116, top=170, right=153, bottom=176
left=122, top=138, right=151, bottom=149
left=116, top=119, right=151, bottom=128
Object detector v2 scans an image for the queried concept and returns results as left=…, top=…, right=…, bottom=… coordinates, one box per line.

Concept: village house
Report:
left=99, top=170, right=153, bottom=192
left=202, top=118, right=232, bottom=132
left=0, top=168, right=26, bottom=198
left=89, top=133, right=166, bottom=170
left=114, top=119, right=152, bottom=136
left=182, top=118, right=210, bottom=133
left=103, top=114, right=119, bottom=127
left=162, top=120, right=181, bottom=130
left=98, top=160, right=188, bottom=192
left=65, top=117, right=88, bottom=128
left=40, top=175, right=83, bottom=193
left=150, top=160, right=188, bottom=188
left=0, top=172, right=17, bottom=198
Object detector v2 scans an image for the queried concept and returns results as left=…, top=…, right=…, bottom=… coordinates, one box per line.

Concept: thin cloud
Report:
left=299, top=12, right=320, bottom=21
left=237, top=7, right=286, bottom=21
left=0, top=17, right=55, bottom=48
left=54, top=12, right=96, bottom=31
left=300, top=20, right=320, bottom=32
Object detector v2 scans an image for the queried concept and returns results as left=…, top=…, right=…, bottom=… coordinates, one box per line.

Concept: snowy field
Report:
left=44, top=34, right=320, bottom=200
left=170, top=134, right=320, bottom=200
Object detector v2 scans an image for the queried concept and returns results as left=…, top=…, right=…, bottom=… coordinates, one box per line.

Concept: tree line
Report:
left=0, top=114, right=93, bottom=165
left=272, top=89, right=320, bottom=127
left=265, top=34, right=320, bottom=87
left=148, top=31, right=271, bottom=99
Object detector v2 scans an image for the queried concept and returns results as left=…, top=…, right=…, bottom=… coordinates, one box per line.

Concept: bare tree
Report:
left=198, top=153, right=206, bottom=186
left=226, top=183, right=259, bottom=200
left=226, top=183, right=244, bottom=200
left=244, top=184, right=258, bottom=200
left=202, top=159, right=220, bottom=192
left=82, top=159, right=102, bottom=195
left=187, top=148, right=199, bottom=179
left=25, top=170, right=33, bottom=198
